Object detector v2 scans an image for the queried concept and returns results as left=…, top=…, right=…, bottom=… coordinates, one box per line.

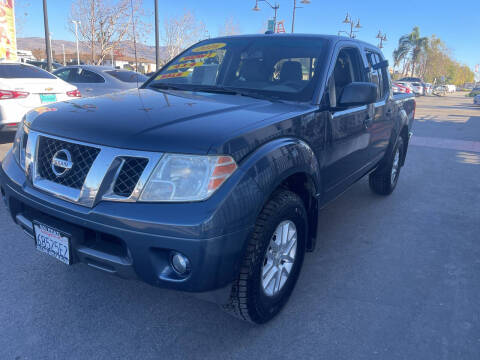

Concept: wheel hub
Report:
left=261, top=220, right=297, bottom=297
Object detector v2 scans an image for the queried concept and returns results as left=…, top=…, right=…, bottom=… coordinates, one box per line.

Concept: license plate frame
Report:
left=33, top=221, right=71, bottom=265
left=40, top=93, right=57, bottom=103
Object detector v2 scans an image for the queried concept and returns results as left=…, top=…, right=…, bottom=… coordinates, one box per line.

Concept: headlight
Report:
left=12, top=122, right=27, bottom=170
left=139, top=154, right=237, bottom=202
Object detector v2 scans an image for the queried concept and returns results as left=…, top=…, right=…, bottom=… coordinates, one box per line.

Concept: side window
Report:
left=366, top=51, right=389, bottom=100
left=72, top=69, right=105, bottom=84
left=331, top=47, right=365, bottom=105
left=54, top=69, right=71, bottom=81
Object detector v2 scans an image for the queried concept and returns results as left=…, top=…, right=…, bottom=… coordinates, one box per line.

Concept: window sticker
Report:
left=179, top=52, right=217, bottom=62
left=168, top=62, right=204, bottom=71
left=155, top=71, right=190, bottom=80
left=191, top=43, right=226, bottom=53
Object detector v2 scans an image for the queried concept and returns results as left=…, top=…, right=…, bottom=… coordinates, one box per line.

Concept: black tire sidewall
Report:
left=249, top=196, right=307, bottom=323
left=389, top=137, right=404, bottom=190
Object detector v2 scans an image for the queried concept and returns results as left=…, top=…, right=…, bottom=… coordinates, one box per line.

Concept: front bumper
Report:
left=0, top=153, right=257, bottom=293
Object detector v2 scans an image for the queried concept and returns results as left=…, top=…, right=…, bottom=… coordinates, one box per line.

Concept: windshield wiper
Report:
left=149, top=83, right=281, bottom=102
left=148, top=83, right=191, bottom=91
left=223, top=87, right=282, bottom=102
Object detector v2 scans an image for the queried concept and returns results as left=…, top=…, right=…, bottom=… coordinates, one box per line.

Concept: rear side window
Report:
left=70, top=69, right=105, bottom=83
left=54, top=69, right=71, bottom=81
left=105, top=70, right=147, bottom=83
left=365, top=51, right=389, bottom=100
left=0, top=64, right=56, bottom=79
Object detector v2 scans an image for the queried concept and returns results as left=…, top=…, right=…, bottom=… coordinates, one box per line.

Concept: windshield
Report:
left=0, top=64, right=57, bottom=79
left=106, top=70, right=148, bottom=83
left=146, top=37, right=328, bottom=101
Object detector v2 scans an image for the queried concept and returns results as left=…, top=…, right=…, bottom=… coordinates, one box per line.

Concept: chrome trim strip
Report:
left=26, top=130, right=163, bottom=208
left=332, top=105, right=367, bottom=118
left=374, top=100, right=386, bottom=108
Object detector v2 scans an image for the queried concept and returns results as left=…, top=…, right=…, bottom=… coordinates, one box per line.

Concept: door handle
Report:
left=363, top=117, right=373, bottom=128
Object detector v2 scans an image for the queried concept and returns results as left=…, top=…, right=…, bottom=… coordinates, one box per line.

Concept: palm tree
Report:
left=393, top=26, right=429, bottom=77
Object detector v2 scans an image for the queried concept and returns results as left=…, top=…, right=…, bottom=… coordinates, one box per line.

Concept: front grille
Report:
left=113, top=157, right=149, bottom=197
left=37, top=136, right=100, bottom=190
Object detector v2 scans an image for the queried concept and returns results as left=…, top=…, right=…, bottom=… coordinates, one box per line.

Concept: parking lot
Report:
left=0, top=93, right=479, bottom=360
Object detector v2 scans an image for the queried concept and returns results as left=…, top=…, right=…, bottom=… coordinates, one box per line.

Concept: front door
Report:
left=323, top=46, right=372, bottom=194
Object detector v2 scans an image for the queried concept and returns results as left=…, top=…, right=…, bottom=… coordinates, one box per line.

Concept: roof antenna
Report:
left=130, top=0, right=139, bottom=89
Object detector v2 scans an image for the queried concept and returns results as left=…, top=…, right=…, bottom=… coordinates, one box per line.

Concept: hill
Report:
left=17, top=37, right=164, bottom=62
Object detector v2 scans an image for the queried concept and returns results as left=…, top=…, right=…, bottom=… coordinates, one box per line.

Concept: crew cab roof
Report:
left=201, top=33, right=383, bottom=51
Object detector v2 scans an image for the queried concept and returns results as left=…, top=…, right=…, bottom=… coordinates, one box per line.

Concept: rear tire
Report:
left=369, top=137, right=404, bottom=196
left=223, top=190, right=307, bottom=324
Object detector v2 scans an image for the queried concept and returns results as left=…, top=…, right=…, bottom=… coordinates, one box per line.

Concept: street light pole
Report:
left=339, top=13, right=362, bottom=39
left=72, top=20, right=81, bottom=65
left=154, top=0, right=160, bottom=70
left=376, top=30, right=387, bottom=49
left=62, top=43, right=66, bottom=66
left=253, top=0, right=280, bottom=32
left=292, top=0, right=310, bottom=33
left=42, top=0, right=52, bottom=72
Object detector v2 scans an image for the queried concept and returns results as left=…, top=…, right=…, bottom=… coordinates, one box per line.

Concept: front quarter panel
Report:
left=240, top=137, right=321, bottom=201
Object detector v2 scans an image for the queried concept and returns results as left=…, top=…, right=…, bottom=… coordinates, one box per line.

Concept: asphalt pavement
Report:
left=0, top=93, right=479, bottom=360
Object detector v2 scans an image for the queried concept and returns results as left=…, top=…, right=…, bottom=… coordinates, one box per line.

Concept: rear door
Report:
left=323, top=45, right=371, bottom=194
left=364, top=50, right=394, bottom=162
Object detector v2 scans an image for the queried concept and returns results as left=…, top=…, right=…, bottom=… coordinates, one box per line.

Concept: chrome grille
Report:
left=113, top=157, right=149, bottom=197
left=37, top=136, right=100, bottom=190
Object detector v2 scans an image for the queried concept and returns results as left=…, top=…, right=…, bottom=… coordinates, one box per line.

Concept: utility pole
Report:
left=72, top=20, right=81, bottom=65
left=154, top=0, right=160, bottom=70
left=62, top=43, right=66, bottom=65
left=42, top=0, right=52, bottom=71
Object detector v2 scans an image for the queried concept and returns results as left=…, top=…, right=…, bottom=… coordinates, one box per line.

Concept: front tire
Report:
left=369, top=137, right=404, bottom=196
left=223, top=190, right=307, bottom=324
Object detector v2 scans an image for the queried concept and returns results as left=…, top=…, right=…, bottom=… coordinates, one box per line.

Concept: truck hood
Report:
left=26, top=88, right=310, bottom=155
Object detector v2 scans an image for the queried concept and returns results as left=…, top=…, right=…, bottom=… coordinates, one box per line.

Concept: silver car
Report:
left=53, top=65, right=148, bottom=97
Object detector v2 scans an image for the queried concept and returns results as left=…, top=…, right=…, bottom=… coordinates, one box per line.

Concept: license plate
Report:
left=33, top=222, right=71, bottom=264
left=40, top=94, right=57, bottom=103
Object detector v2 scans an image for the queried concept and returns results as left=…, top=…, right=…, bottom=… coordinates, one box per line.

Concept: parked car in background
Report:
left=446, top=84, right=456, bottom=93
left=0, top=63, right=80, bottom=131
left=399, top=77, right=423, bottom=83
left=392, top=82, right=412, bottom=94
left=423, top=83, right=433, bottom=95
left=468, top=87, right=480, bottom=97
left=474, top=94, right=480, bottom=105
left=53, top=66, right=148, bottom=97
left=410, top=82, right=424, bottom=96
left=26, top=60, right=63, bottom=72
left=1, top=34, right=416, bottom=323
left=395, top=81, right=415, bottom=94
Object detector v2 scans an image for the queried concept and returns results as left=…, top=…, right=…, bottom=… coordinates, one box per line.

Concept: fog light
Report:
left=171, top=252, right=191, bottom=275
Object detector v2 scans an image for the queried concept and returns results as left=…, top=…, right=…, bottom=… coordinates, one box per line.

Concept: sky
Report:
left=14, top=0, right=480, bottom=78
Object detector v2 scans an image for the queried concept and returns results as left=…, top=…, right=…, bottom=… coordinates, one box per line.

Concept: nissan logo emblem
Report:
left=51, top=149, right=73, bottom=177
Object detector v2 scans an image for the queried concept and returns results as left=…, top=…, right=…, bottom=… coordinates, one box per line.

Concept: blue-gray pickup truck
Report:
left=1, top=34, right=415, bottom=323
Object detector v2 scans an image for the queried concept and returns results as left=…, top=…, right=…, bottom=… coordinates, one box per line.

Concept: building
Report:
left=17, top=49, right=36, bottom=62
left=102, top=57, right=156, bottom=74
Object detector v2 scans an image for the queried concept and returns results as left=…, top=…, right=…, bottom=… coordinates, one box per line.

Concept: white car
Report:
left=410, top=82, right=424, bottom=96
left=0, top=63, right=81, bottom=131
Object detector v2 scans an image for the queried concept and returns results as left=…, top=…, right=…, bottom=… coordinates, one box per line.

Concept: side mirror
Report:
left=338, top=82, right=378, bottom=107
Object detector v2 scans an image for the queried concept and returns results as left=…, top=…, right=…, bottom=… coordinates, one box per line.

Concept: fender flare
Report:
left=238, top=137, right=321, bottom=250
